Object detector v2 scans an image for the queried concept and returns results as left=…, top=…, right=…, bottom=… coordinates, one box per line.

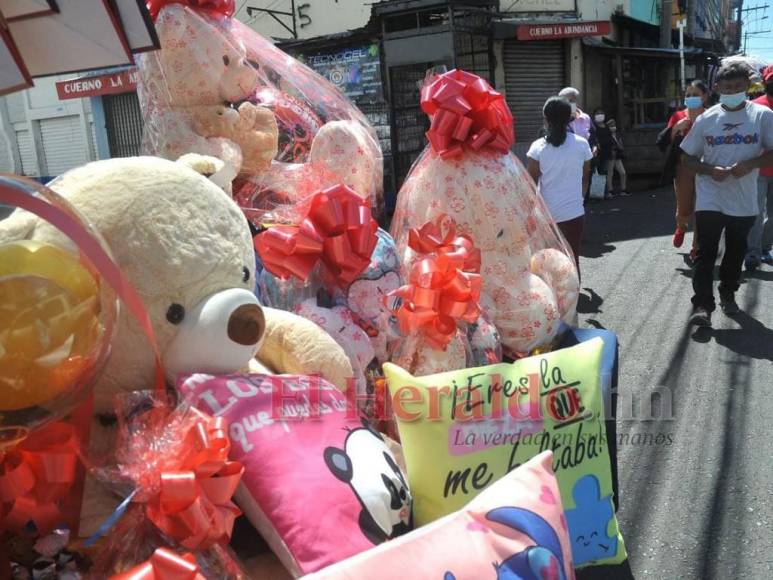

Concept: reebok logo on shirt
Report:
left=705, top=132, right=759, bottom=146
left=722, top=122, right=743, bottom=131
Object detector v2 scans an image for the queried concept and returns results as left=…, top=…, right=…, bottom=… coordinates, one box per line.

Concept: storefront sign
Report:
left=506, top=0, right=575, bottom=12
left=56, top=68, right=138, bottom=100
left=517, top=20, right=611, bottom=41
left=297, top=43, right=382, bottom=103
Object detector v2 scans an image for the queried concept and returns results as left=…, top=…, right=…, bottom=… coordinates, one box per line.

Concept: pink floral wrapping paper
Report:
left=137, top=3, right=384, bottom=218
left=391, top=149, right=580, bottom=357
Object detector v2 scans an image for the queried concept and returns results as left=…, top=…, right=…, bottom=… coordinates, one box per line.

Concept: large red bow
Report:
left=110, top=548, right=205, bottom=580
left=408, top=216, right=481, bottom=274
left=254, top=184, right=378, bottom=287
left=144, top=412, right=243, bottom=551
left=146, top=0, right=234, bottom=21
left=421, top=69, right=514, bottom=159
left=0, top=423, right=79, bottom=536
left=389, top=219, right=482, bottom=350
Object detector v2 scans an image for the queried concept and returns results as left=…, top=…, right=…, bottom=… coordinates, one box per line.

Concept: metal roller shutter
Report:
left=41, top=116, right=90, bottom=176
left=103, top=92, right=143, bottom=158
left=503, top=40, right=566, bottom=157
left=16, top=129, right=37, bottom=176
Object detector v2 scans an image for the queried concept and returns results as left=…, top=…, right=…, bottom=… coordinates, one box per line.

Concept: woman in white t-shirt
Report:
left=527, top=96, right=593, bottom=277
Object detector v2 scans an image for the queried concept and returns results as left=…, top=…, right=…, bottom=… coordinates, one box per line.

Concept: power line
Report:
left=740, top=3, right=771, bottom=54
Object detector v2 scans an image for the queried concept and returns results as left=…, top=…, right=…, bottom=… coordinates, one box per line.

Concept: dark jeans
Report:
left=557, top=215, right=584, bottom=281
left=692, top=211, right=755, bottom=312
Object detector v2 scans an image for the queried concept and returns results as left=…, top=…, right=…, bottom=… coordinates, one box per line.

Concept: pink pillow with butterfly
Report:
left=305, top=451, right=575, bottom=580
left=178, top=373, right=413, bottom=577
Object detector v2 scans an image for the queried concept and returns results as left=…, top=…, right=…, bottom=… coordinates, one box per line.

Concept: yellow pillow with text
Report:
left=383, top=338, right=626, bottom=568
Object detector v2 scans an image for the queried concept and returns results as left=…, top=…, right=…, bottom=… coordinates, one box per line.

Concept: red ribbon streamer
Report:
left=110, top=548, right=205, bottom=580
left=146, top=0, right=234, bottom=21
left=0, top=423, right=78, bottom=536
left=144, top=411, right=243, bottom=551
left=254, top=184, right=378, bottom=287
left=388, top=218, right=482, bottom=350
left=421, top=69, right=514, bottom=159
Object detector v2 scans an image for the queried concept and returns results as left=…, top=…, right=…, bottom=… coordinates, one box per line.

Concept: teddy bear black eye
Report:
left=166, top=303, right=186, bottom=325
left=222, top=55, right=230, bottom=66
left=242, top=267, right=251, bottom=283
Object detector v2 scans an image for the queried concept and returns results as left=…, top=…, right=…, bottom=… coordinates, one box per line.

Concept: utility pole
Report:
left=246, top=0, right=298, bottom=40
left=686, top=0, right=696, bottom=36
left=660, top=0, right=674, bottom=48
left=739, top=4, right=771, bottom=54
left=677, top=19, right=687, bottom=90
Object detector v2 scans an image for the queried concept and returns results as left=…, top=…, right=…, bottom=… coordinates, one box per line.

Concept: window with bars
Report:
left=103, top=92, right=144, bottom=158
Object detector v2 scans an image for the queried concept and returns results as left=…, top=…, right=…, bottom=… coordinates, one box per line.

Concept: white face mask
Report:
left=594, top=114, right=605, bottom=123
left=570, top=103, right=578, bottom=115
left=719, top=91, right=747, bottom=108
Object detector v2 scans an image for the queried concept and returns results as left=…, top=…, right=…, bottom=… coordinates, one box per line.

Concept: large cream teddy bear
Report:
left=0, top=156, right=354, bottom=535
left=138, top=4, right=279, bottom=185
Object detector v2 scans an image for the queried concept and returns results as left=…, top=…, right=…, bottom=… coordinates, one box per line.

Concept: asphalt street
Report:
left=579, top=186, right=773, bottom=579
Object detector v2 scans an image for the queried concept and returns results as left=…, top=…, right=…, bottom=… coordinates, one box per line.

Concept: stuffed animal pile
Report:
left=390, top=69, right=580, bottom=358
left=0, top=1, right=602, bottom=576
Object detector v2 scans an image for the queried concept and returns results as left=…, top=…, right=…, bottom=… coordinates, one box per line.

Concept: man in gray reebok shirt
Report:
left=681, top=61, right=773, bottom=326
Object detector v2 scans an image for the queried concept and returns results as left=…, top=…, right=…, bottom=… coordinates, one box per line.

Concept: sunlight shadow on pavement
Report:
left=710, top=313, right=773, bottom=362
left=578, top=287, right=604, bottom=314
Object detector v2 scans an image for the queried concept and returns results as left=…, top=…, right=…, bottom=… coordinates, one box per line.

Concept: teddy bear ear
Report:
left=175, top=153, right=236, bottom=193
left=0, top=205, right=39, bottom=244
left=176, top=153, right=226, bottom=178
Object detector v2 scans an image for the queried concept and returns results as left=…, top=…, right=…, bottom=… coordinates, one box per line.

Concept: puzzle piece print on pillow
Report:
left=564, top=474, right=617, bottom=566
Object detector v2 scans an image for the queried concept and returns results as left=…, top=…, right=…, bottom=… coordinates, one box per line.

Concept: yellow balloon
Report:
left=0, top=240, right=104, bottom=411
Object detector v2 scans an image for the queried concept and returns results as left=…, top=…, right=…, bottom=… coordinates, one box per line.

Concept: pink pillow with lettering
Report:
left=178, top=373, right=413, bottom=577
left=305, top=451, right=575, bottom=580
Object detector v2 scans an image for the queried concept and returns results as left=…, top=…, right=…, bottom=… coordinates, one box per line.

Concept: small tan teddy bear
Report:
left=137, top=4, right=279, bottom=184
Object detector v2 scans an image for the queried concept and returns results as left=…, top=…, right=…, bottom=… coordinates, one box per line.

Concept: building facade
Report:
left=0, top=0, right=746, bottom=194
left=0, top=75, right=99, bottom=179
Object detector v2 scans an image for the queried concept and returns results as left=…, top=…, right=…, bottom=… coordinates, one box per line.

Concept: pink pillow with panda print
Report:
left=305, top=451, right=575, bottom=580
left=177, top=373, right=412, bottom=577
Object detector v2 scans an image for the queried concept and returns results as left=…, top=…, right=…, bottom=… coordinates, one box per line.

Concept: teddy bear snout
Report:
left=228, top=303, right=265, bottom=346
left=163, top=288, right=266, bottom=381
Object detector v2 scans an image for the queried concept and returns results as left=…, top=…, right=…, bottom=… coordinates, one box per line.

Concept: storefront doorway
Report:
left=503, top=39, right=567, bottom=160
left=389, top=62, right=438, bottom=190
left=103, top=92, right=144, bottom=158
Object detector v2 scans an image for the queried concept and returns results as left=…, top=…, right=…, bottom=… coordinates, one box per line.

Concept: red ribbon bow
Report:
left=388, top=219, right=482, bottom=350
left=0, top=423, right=79, bottom=536
left=144, top=412, right=243, bottom=551
left=146, top=0, right=234, bottom=21
left=110, top=548, right=205, bottom=580
left=408, top=216, right=482, bottom=274
left=254, top=184, right=379, bottom=287
left=421, top=69, right=514, bottom=159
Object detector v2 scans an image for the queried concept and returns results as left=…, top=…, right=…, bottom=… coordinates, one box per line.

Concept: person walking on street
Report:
left=745, top=65, right=773, bottom=270
left=559, top=87, right=594, bottom=142
left=593, top=108, right=614, bottom=199
left=527, top=97, right=593, bottom=278
left=681, top=62, right=773, bottom=326
left=606, top=119, right=629, bottom=196
left=666, top=80, right=711, bottom=261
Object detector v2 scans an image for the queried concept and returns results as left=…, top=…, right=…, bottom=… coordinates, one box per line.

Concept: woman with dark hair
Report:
left=664, top=79, right=711, bottom=260
left=527, top=96, right=593, bottom=276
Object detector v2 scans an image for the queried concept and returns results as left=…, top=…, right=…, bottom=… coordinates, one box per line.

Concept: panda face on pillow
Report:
left=324, top=421, right=412, bottom=544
